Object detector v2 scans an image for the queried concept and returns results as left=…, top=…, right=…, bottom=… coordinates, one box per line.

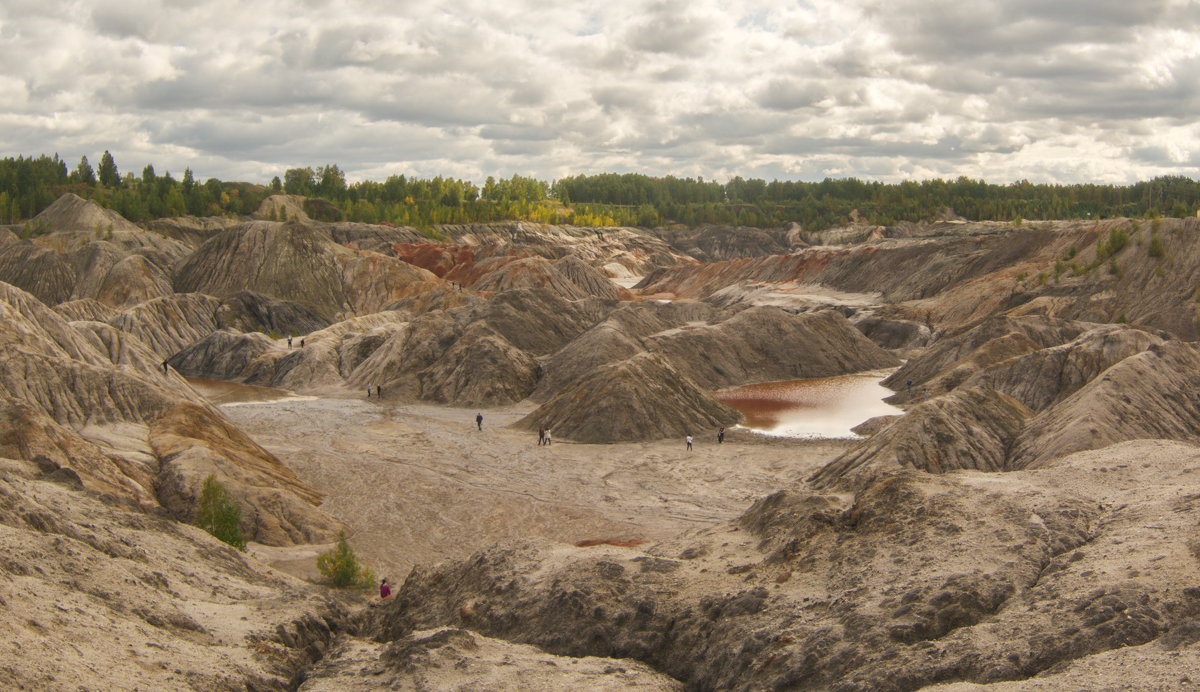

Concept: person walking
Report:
left=287, top=336, right=293, bottom=348
left=538, top=426, right=545, bottom=446
left=717, top=427, right=725, bottom=444
left=476, top=413, right=483, bottom=431
left=686, top=434, right=693, bottom=451
left=376, top=385, right=381, bottom=398
left=366, top=386, right=371, bottom=398
left=544, top=428, right=552, bottom=445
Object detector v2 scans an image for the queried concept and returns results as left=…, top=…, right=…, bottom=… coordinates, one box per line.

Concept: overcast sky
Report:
left=2, top=0, right=1198, bottom=186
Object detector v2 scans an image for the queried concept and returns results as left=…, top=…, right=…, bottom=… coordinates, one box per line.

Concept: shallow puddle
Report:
left=714, top=374, right=902, bottom=438
left=186, top=377, right=309, bottom=405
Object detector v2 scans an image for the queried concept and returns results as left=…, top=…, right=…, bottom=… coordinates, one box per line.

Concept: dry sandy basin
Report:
left=213, top=387, right=853, bottom=583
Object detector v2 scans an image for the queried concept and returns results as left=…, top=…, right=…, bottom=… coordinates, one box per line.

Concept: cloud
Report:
left=0, top=0, right=1196, bottom=185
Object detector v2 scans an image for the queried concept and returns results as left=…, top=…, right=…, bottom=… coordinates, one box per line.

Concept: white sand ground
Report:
left=219, top=391, right=852, bottom=583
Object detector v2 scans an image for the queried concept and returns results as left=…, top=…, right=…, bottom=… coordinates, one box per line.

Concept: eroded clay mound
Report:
left=215, top=290, right=330, bottom=337
left=167, top=329, right=276, bottom=381
left=518, top=352, right=741, bottom=443
left=107, top=293, right=223, bottom=358
left=0, top=281, right=341, bottom=544
left=28, top=192, right=143, bottom=235
left=964, top=325, right=1165, bottom=412
left=648, top=307, right=900, bottom=389
left=809, top=386, right=1033, bottom=488
left=150, top=401, right=345, bottom=545
left=1010, top=341, right=1200, bottom=468
left=0, top=469, right=346, bottom=690
left=173, top=220, right=350, bottom=321
left=651, top=224, right=790, bottom=261
left=882, top=315, right=1095, bottom=402
left=299, top=627, right=682, bottom=691
left=54, top=298, right=119, bottom=323
left=368, top=443, right=1200, bottom=690
left=0, top=242, right=77, bottom=305
left=473, top=255, right=629, bottom=301
left=339, top=250, right=460, bottom=316
left=417, top=323, right=542, bottom=406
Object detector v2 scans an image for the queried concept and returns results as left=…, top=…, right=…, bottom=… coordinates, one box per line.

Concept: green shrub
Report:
left=1148, top=233, right=1165, bottom=259
left=317, top=531, right=376, bottom=589
left=1096, top=227, right=1129, bottom=260
left=196, top=474, right=246, bottom=550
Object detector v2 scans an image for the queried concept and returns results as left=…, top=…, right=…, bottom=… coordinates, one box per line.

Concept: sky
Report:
left=1, top=0, right=1198, bottom=186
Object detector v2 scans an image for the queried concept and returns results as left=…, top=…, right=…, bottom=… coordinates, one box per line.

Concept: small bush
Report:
left=1097, top=227, right=1129, bottom=260
left=317, top=531, right=376, bottom=589
left=196, top=474, right=247, bottom=550
left=1148, top=233, right=1165, bottom=259
left=1108, top=258, right=1121, bottom=276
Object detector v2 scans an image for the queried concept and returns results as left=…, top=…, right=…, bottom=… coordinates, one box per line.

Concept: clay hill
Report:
left=3, top=193, right=1200, bottom=689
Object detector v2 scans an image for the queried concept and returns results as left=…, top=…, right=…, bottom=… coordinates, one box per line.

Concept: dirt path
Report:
left=221, top=394, right=852, bottom=580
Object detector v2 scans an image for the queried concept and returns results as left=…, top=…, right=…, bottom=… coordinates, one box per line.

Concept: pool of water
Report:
left=186, top=378, right=312, bottom=406
left=714, top=374, right=902, bottom=438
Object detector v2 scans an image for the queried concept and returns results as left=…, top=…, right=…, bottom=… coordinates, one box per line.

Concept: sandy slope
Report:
left=219, top=392, right=852, bottom=582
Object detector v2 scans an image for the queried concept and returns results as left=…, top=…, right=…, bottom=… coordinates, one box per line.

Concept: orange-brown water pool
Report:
left=714, top=375, right=901, bottom=438
left=186, top=378, right=307, bottom=405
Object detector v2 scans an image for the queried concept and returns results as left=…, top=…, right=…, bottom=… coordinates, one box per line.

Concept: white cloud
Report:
left=0, top=0, right=1197, bottom=185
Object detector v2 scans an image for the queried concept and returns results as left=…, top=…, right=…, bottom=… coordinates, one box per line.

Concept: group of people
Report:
left=685, top=427, right=725, bottom=451
left=537, top=426, right=553, bottom=445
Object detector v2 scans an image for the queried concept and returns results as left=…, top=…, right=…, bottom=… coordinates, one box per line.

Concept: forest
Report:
left=2, top=152, right=1198, bottom=232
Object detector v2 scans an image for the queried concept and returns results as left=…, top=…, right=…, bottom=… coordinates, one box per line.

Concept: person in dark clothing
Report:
left=380, top=578, right=391, bottom=599
left=538, top=427, right=545, bottom=446
left=476, top=413, right=483, bottom=430
left=162, top=360, right=168, bottom=375
left=288, top=336, right=293, bottom=348
left=367, top=387, right=371, bottom=398
left=301, top=338, right=305, bottom=347
left=376, top=385, right=381, bottom=398
left=717, top=427, right=725, bottom=444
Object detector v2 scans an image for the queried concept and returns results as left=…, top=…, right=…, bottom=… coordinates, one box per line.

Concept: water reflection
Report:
left=186, top=378, right=310, bottom=406
left=714, top=375, right=902, bottom=438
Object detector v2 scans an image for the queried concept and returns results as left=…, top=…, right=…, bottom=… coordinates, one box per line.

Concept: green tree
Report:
left=75, top=156, right=96, bottom=185
left=195, top=474, right=246, bottom=550
left=316, top=531, right=376, bottom=589
left=98, top=150, right=120, bottom=187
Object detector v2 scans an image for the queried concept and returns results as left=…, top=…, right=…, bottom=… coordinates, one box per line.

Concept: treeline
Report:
left=3, top=153, right=1199, bottom=231
left=0, top=153, right=271, bottom=223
